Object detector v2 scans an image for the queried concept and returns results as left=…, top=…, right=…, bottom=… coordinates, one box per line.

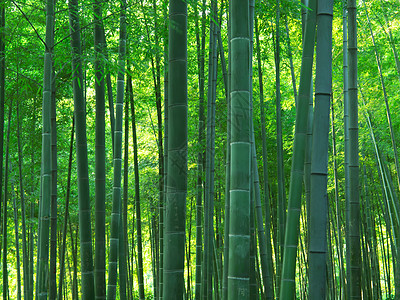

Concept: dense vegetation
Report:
left=0, top=0, right=399, bottom=299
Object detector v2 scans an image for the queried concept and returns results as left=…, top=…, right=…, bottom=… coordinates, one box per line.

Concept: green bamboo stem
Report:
left=101, top=24, right=115, bottom=150
left=57, top=118, right=74, bottom=300
left=304, top=74, right=313, bottom=251
left=159, top=2, right=169, bottom=297
left=3, top=95, right=12, bottom=300
left=106, top=0, right=127, bottom=298
left=329, top=192, right=343, bottom=300
left=255, top=15, right=274, bottom=299
left=327, top=204, right=336, bottom=299
left=248, top=4, right=256, bottom=295
left=29, top=201, right=34, bottom=300
left=11, top=178, right=21, bottom=300
left=362, top=101, right=400, bottom=236
left=0, top=0, right=5, bottom=275
left=162, top=0, right=188, bottom=298
left=359, top=191, right=371, bottom=299
left=343, top=2, right=350, bottom=298
left=275, top=0, right=286, bottom=275
left=363, top=101, right=400, bottom=298
left=194, top=0, right=206, bottom=298
left=228, top=0, right=251, bottom=298
left=383, top=160, right=400, bottom=298
left=279, top=0, right=316, bottom=296
left=301, top=0, right=307, bottom=38
left=49, top=19, right=58, bottom=297
left=362, top=160, right=379, bottom=299
left=69, top=217, right=79, bottom=300
left=186, top=195, right=195, bottom=300
left=119, top=81, right=130, bottom=300
left=222, top=3, right=231, bottom=298
left=203, top=0, right=218, bottom=297
left=381, top=163, right=398, bottom=299
left=348, top=0, right=361, bottom=297
left=376, top=205, right=390, bottom=298
left=16, top=89, right=29, bottom=300
left=249, top=195, right=257, bottom=299
left=331, top=99, right=345, bottom=298
left=284, top=13, right=297, bottom=103
left=118, top=210, right=127, bottom=300
left=364, top=5, right=400, bottom=196
left=251, top=129, right=272, bottom=299
left=68, top=0, right=95, bottom=296
left=0, top=0, right=4, bottom=222
left=151, top=1, right=164, bottom=295
left=94, top=0, right=106, bottom=298
left=217, top=28, right=228, bottom=99
left=131, top=90, right=145, bottom=300
left=127, top=73, right=136, bottom=300
left=37, top=0, right=54, bottom=296
left=378, top=0, right=400, bottom=85
left=308, top=0, right=333, bottom=297
left=214, top=210, right=223, bottom=299
left=367, top=182, right=382, bottom=299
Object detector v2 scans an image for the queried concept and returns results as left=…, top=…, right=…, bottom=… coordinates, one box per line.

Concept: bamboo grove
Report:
left=0, top=0, right=399, bottom=298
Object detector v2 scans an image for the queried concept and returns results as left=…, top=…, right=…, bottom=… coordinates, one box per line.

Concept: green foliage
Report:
left=1, top=0, right=400, bottom=298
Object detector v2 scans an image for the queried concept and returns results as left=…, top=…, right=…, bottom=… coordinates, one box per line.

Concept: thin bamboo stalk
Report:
left=364, top=3, right=400, bottom=195
left=274, top=1, right=286, bottom=279
left=57, top=118, right=74, bottom=300
left=255, top=15, right=274, bottom=300
left=94, top=0, right=107, bottom=297
left=3, top=97, right=12, bottom=300
left=106, top=0, right=127, bottom=297
left=16, top=92, right=29, bottom=300
left=37, top=0, right=54, bottom=296
left=279, top=0, right=316, bottom=296
left=203, top=0, right=218, bottom=297
left=331, top=98, right=345, bottom=298
left=194, top=0, right=206, bottom=298
left=222, top=2, right=231, bottom=298
left=348, top=0, right=361, bottom=296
